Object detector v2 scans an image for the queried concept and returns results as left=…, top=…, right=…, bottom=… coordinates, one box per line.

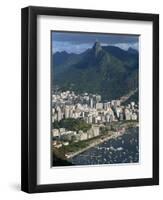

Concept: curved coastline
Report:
left=53, top=121, right=139, bottom=162
left=66, top=124, right=138, bottom=159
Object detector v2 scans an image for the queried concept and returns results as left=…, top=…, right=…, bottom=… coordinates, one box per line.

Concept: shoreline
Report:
left=53, top=121, right=139, bottom=160
left=66, top=131, right=124, bottom=159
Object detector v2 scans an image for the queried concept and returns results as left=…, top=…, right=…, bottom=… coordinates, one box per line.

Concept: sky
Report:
left=52, top=31, right=139, bottom=54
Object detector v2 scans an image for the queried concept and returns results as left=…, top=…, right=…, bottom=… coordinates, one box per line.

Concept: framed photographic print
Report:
left=21, top=6, right=159, bottom=193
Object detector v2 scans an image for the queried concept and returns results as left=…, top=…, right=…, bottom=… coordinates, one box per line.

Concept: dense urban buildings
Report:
left=52, top=90, right=139, bottom=148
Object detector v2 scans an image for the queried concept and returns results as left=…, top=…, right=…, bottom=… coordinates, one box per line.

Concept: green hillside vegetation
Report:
left=53, top=42, right=139, bottom=101
left=123, top=90, right=139, bottom=105
left=53, top=118, right=91, bottom=132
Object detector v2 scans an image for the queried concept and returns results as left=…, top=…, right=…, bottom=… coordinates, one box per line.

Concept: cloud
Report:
left=52, top=41, right=139, bottom=54
left=52, top=31, right=138, bottom=44
left=110, top=42, right=138, bottom=50
left=52, top=41, right=92, bottom=54
left=52, top=31, right=139, bottom=53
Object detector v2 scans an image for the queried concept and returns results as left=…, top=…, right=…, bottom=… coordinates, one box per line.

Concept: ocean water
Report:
left=68, top=127, right=139, bottom=165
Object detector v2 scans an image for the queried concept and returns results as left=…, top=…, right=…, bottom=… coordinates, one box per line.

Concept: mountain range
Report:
left=52, top=41, right=138, bottom=101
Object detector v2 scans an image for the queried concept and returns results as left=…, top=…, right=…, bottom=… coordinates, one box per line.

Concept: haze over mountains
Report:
left=52, top=41, right=138, bottom=101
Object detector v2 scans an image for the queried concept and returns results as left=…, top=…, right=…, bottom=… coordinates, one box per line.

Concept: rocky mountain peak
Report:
left=93, top=41, right=102, bottom=56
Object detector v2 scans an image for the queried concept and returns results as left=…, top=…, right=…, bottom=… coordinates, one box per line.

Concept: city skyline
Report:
left=52, top=89, right=139, bottom=163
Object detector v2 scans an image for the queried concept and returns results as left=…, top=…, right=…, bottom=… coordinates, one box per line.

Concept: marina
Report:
left=68, top=127, right=139, bottom=165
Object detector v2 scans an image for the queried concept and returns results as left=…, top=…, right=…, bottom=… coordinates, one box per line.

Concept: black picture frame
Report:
left=21, top=6, right=159, bottom=193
